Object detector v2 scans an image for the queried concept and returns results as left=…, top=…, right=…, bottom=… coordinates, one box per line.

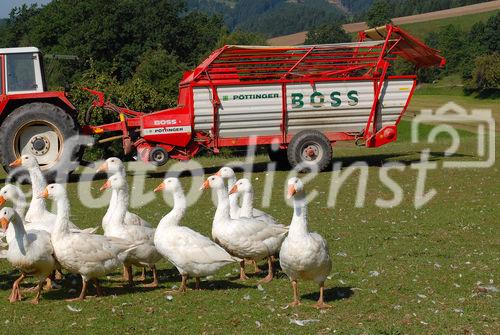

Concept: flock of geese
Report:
left=0, top=154, right=332, bottom=309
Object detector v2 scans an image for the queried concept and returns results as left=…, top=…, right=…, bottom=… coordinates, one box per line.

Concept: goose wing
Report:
left=173, top=227, right=237, bottom=264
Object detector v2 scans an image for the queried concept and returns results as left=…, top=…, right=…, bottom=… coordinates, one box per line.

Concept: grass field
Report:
left=400, top=9, right=499, bottom=39
left=0, top=113, right=498, bottom=334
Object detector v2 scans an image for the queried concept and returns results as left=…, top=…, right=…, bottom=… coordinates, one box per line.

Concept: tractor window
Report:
left=6, top=53, right=38, bottom=92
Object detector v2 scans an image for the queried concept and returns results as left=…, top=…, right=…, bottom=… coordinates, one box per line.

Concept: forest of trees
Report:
left=185, top=0, right=492, bottom=35
left=187, top=0, right=347, bottom=37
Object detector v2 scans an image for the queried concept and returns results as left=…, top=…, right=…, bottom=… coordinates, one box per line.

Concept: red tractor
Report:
left=0, top=25, right=445, bottom=179
left=0, top=47, right=80, bottom=179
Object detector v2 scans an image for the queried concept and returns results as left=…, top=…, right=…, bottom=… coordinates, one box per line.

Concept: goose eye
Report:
left=167, top=180, right=171, bottom=183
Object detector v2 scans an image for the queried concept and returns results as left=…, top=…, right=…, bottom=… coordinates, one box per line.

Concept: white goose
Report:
left=97, top=157, right=151, bottom=230
left=0, top=207, right=57, bottom=304
left=42, top=183, right=137, bottom=301
left=0, top=184, right=28, bottom=244
left=9, top=155, right=55, bottom=225
left=100, top=174, right=161, bottom=287
left=202, top=175, right=288, bottom=281
left=9, top=155, right=96, bottom=234
left=97, top=157, right=152, bottom=281
left=216, top=167, right=266, bottom=219
left=216, top=167, right=268, bottom=274
left=230, top=178, right=280, bottom=225
left=229, top=178, right=288, bottom=282
left=279, top=177, right=332, bottom=309
left=154, top=178, right=239, bottom=291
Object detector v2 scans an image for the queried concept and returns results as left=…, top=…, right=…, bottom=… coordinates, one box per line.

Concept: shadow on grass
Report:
left=191, top=279, right=251, bottom=291
left=301, top=286, right=354, bottom=302
left=2, top=149, right=473, bottom=185
left=0, top=270, right=23, bottom=290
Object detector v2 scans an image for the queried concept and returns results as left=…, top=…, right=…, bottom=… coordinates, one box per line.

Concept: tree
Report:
left=133, top=48, right=186, bottom=107
left=464, top=53, right=500, bottom=97
left=304, top=23, right=351, bottom=44
left=366, top=0, right=392, bottom=28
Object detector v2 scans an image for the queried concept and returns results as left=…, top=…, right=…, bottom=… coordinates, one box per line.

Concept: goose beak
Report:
left=200, top=179, right=210, bottom=190
left=215, top=170, right=221, bottom=176
left=0, top=218, right=8, bottom=232
left=287, top=185, right=296, bottom=199
left=39, top=188, right=49, bottom=199
left=228, top=185, right=238, bottom=195
left=9, top=158, right=22, bottom=168
left=154, top=182, right=165, bottom=192
left=99, top=180, right=111, bottom=192
left=96, top=162, right=108, bottom=173
left=0, top=196, right=5, bottom=206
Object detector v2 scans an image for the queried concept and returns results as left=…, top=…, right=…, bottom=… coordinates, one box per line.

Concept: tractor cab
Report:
left=0, top=47, right=46, bottom=95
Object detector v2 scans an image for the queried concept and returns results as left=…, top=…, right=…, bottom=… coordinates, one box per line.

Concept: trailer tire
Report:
left=149, top=146, right=169, bottom=166
left=287, top=130, right=332, bottom=172
left=0, top=102, right=81, bottom=182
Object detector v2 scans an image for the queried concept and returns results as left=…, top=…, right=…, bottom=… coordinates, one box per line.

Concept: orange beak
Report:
left=228, top=185, right=238, bottom=195
left=9, top=158, right=22, bottom=168
left=154, top=182, right=165, bottom=192
left=99, top=180, right=111, bottom=192
left=40, top=188, right=49, bottom=199
left=215, top=170, right=221, bottom=176
left=287, top=185, right=296, bottom=199
left=96, top=162, right=108, bottom=173
left=200, top=179, right=210, bottom=190
left=0, top=196, right=5, bottom=206
left=0, top=217, right=9, bottom=232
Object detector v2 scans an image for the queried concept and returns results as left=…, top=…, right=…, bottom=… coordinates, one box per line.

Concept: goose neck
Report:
left=289, top=191, right=309, bottom=237
left=214, top=186, right=231, bottom=222
left=53, top=196, right=71, bottom=237
left=29, top=166, right=46, bottom=195
left=27, top=167, right=48, bottom=216
left=227, top=176, right=239, bottom=214
left=159, top=189, right=186, bottom=228
left=240, top=189, right=254, bottom=218
left=11, top=212, right=27, bottom=239
left=109, top=187, right=128, bottom=226
left=14, top=195, right=27, bottom=222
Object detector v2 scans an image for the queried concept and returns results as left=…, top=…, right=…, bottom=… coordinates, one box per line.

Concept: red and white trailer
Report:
left=0, top=24, right=445, bottom=177
left=85, top=25, right=444, bottom=171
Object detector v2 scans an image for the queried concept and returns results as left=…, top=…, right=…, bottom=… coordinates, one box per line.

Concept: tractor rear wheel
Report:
left=0, top=102, right=81, bottom=182
left=287, top=130, right=332, bottom=172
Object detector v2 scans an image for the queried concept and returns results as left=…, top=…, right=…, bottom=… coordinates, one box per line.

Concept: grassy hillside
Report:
left=400, top=9, right=500, bottom=39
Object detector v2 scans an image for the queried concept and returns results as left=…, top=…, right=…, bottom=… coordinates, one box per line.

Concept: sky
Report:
left=1, top=0, right=51, bottom=18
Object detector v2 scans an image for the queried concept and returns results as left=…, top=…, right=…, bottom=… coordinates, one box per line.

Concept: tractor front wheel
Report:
left=0, top=102, right=81, bottom=182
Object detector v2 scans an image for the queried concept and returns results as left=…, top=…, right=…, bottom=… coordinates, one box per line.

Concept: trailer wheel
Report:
left=287, top=130, right=332, bottom=172
left=149, top=146, right=168, bottom=166
left=0, top=102, right=81, bottom=182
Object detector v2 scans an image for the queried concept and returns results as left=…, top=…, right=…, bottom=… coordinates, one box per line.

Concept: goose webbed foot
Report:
left=142, top=266, right=158, bottom=288
left=136, top=267, right=147, bottom=282
left=313, top=283, right=331, bottom=309
left=238, top=261, right=249, bottom=281
left=9, top=273, right=25, bottom=303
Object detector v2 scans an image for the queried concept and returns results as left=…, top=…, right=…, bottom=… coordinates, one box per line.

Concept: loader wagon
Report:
left=0, top=25, right=445, bottom=178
